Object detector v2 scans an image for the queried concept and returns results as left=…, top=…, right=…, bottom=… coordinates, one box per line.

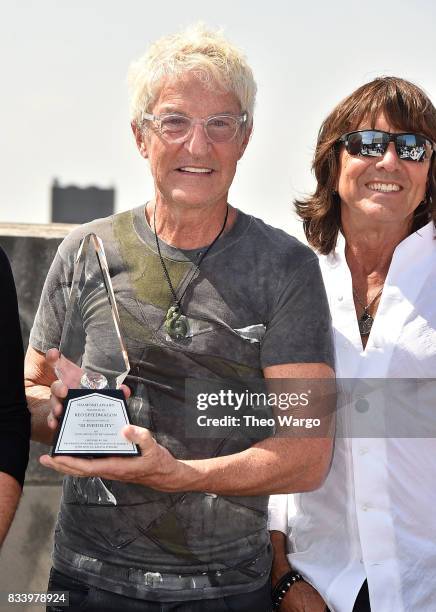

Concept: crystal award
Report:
left=51, top=233, right=140, bottom=457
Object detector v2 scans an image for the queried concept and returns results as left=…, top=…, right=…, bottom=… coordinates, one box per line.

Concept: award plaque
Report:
left=51, top=233, right=140, bottom=457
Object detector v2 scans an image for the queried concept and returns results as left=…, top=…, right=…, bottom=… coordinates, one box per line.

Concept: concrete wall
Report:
left=0, top=224, right=74, bottom=609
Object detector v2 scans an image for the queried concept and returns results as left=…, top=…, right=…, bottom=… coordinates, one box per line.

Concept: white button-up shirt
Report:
left=268, top=221, right=436, bottom=612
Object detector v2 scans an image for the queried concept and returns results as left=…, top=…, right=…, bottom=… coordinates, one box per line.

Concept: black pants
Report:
left=325, top=581, right=370, bottom=612
left=46, top=568, right=272, bottom=612
left=353, top=581, right=370, bottom=612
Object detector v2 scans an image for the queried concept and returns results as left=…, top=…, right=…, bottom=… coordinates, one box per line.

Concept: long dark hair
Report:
left=295, top=77, right=436, bottom=254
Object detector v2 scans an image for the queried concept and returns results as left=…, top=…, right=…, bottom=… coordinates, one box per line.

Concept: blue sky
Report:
left=1, top=0, right=435, bottom=240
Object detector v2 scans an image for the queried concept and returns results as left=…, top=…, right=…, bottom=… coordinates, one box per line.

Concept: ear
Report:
left=131, top=121, right=148, bottom=160
left=237, top=124, right=253, bottom=161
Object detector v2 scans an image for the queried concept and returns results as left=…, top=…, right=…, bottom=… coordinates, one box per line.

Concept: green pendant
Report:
left=165, top=305, right=189, bottom=339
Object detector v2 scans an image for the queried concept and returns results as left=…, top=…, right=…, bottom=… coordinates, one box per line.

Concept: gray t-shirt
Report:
left=30, top=205, right=333, bottom=601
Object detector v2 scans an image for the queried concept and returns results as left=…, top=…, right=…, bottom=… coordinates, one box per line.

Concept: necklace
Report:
left=353, top=286, right=383, bottom=336
left=153, top=203, right=229, bottom=340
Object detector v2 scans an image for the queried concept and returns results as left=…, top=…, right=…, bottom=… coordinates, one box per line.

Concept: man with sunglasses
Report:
left=269, top=77, right=436, bottom=612
left=25, top=24, right=334, bottom=611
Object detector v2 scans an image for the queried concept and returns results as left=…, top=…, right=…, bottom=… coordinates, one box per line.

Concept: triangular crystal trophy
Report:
left=51, top=233, right=139, bottom=457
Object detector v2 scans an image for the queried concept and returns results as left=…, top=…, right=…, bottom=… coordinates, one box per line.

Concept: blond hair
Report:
left=128, top=23, right=257, bottom=126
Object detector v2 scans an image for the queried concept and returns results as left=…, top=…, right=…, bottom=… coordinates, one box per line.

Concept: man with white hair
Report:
left=25, top=25, right=334, bottom=611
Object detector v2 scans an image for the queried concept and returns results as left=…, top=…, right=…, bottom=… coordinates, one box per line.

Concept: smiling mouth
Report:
left=366, top=182, right=402, bottom=193
left=177, top=166, right=214, bottom=174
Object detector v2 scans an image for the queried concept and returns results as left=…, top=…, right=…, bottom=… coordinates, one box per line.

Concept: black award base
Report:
left=51, top=389, right=140, bottom=457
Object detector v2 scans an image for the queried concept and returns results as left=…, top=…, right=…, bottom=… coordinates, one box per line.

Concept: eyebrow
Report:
left=157, top=106, right=240, bottom=116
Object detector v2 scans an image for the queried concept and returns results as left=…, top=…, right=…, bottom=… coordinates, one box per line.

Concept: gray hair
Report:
left=128, top=23, right=257, bottom=127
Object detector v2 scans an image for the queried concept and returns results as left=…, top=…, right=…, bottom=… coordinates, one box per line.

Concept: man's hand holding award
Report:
left=50, top=233, right=139, bottom=458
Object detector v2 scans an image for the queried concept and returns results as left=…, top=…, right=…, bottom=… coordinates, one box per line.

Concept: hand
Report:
left=39, top=424, right=182, bottom=491
left=45, top=347, right=68, bottom=432
left=277, top=580, right=327, bottom=612
left=45, top=348, right=131, bottom=431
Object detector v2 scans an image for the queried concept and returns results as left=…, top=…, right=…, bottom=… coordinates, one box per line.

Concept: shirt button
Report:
left=359, top=447, right=368, bottom=455
left=355, top=398, right=370, bottom=413
left=362, top=504, right=370, bottom=511
left=337, top=295, right=343, bottom=301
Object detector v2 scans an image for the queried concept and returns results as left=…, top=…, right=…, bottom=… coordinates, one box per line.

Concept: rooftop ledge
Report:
left=0, top=222, right=78, bottom=238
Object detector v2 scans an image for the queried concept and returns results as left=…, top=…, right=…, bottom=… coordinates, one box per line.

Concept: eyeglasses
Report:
left=338, top=130, right=435, bottom=162
left=140, top=111, right=248, bottom=144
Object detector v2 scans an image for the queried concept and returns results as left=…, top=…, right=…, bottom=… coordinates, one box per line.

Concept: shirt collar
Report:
left=325, top=220, right=435, bottom=267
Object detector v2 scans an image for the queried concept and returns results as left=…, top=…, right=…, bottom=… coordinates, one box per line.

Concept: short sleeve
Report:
left=260, top=256, right=334, bottom=369
left=0, top=247, right=30, bottom=487
left=29, top=246, right=72, bottom=354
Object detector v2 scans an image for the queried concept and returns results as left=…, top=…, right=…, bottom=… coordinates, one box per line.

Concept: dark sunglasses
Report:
left=338, top=130, right=435, bottom=162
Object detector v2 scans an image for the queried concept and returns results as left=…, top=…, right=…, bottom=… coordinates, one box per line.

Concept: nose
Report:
left=184, top=122, right=210, bottom=157
left=375, top=142, right=401, bottom=172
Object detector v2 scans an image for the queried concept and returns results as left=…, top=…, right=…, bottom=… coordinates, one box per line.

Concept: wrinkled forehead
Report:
left=150, top=71, right=237, bottom=112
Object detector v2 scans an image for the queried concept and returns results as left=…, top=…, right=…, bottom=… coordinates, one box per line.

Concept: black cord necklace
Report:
left=153, top=203, right=229, bottom=340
